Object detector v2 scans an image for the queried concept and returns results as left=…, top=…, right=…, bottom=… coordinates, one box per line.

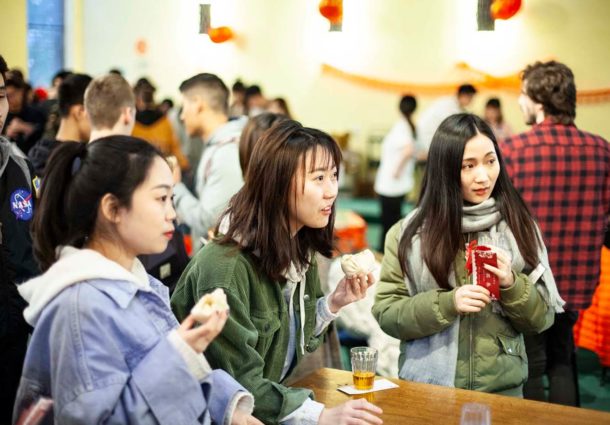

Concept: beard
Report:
left=524, top=111, right=537, bottom=126
left=520, top=104, right=537, bottom=126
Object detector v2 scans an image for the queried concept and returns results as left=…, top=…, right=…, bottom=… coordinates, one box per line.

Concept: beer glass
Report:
left=350, top=347, right=377, bottom=390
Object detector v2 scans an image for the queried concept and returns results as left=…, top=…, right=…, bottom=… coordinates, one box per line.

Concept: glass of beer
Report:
left=350, top=347, right=377, bottom=390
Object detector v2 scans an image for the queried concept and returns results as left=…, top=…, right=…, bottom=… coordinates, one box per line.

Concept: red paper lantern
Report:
left=319, top=0, right=342, bottom=24
left=208, top=26, right=233, bottom=43
left=490, top=0, right=522, bottom=20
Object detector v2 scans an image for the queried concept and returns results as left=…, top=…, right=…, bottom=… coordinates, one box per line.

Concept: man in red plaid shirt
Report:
left=500, top=61, right=610, bottom=406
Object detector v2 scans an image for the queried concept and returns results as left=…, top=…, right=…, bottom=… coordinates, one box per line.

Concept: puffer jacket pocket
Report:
left=497, top=333, right=529, bottom=387
left=498, top=334, right=527, bottom=362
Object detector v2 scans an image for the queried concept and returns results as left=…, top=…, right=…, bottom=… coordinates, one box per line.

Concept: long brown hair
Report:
left=398, top=114, right=541, bottom=288
left=217, top=120, right=342, bottom=281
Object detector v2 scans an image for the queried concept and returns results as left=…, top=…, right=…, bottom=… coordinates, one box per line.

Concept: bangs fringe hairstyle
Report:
left=32, top=136, right=163, bottom=271
left=217, top=119, right=342, bottom=281
left=398, top=113, right=541, bottom=288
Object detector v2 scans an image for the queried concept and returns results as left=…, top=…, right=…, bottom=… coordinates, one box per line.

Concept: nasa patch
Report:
left=10, top=188, right=34, bottom=221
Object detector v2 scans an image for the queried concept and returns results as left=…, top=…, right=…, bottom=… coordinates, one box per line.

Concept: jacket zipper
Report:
left=466, top=231, right=474, bottom=390
left=469, top=314, right=474, bottom=390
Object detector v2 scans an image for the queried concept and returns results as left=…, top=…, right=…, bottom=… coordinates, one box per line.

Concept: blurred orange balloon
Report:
left=490, top=0, right=522, bottom=20
left=208, top=26, right=233, bottom=43
left=319, top=0, right=342, bottom=24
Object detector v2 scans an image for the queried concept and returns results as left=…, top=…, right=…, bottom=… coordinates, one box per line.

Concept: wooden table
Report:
left=293, top=368, right=610, bottom=425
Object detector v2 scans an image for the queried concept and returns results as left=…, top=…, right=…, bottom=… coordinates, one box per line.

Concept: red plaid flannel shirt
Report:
left=500, top=120, right=610, bottom=310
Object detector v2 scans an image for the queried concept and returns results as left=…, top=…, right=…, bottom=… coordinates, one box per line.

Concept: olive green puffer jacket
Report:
left=373, top=222, right=552, bottom=396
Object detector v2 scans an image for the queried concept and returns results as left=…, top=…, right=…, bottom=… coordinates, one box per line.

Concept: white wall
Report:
left=75, top=0, right=610, bottom=152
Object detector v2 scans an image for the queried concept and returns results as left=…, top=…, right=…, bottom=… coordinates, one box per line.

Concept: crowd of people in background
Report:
left=0, top=52, right=608, bottom=425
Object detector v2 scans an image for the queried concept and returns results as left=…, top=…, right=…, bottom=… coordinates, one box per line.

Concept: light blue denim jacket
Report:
left=14, top=248, right=249, bottom=424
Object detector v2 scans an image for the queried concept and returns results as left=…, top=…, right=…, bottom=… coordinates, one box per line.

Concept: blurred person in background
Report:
left=267, top=97, right=293, bottom=119
left=501, top=60, right=610, bottom=406
left=483, top=97, right=512, bottom=140
left=172, top=73, right=246, bottom=252
left=229, top=79, right=246, bottom=117
left=409, top=83, right=477, bottom=202
left=159, top=98, right=174, bottom=116
left=2, top=76, right=45, bottom=155
left=132, top=77, right=189, bottom=171
left=244, top=84, right=267, bottom=117
left=374, top=95, right=417, bottom=252
left=28, top=73, right=92, bottom=176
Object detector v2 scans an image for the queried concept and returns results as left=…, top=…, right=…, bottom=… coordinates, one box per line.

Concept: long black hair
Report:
left=218, top=119, right=342, bottom=281
left=33, top=136, right=163, bottom=271
left=399, top=95, right=417, bottom=138
left=398, top=113, right=541, bottom=288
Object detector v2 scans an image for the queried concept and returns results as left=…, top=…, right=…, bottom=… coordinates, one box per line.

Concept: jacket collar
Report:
left=19, top=246, right=152, bottom=326
left=534, top=116, right=576, bottom=129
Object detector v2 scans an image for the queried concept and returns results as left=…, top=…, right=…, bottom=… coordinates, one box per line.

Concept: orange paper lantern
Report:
left=208, top=26, right=233, bottom=43
left=490, top=0, right=522, bottom=20
left=319, top=0, right=342, bottom=24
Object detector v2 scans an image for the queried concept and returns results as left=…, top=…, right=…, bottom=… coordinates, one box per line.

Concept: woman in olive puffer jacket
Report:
left=373, top=114, right=565, bottom=397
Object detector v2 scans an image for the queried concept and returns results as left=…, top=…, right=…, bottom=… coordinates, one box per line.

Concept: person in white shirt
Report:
left=416, top=84, right=477, bottom=159
left=410, top=84, right=477, bottom=203
left=374, top=95, right=417, bottom=252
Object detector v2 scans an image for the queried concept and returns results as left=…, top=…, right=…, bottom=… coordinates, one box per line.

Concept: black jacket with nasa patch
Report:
left=0, top=137, right=38, bottom=283
left=0, top=137, right=38, bottom=423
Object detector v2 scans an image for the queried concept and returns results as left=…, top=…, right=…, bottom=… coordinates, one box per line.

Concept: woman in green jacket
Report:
left=172, top=120, right=383, bottom=424
left=372, top=113, right=565, bottom=396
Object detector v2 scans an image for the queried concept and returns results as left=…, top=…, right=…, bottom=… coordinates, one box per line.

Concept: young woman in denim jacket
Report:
left=13, top=136, right=261, bottom=425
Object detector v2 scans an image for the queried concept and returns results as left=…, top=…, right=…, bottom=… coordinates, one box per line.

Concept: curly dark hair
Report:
left=522, top=61, right=576, bottom=125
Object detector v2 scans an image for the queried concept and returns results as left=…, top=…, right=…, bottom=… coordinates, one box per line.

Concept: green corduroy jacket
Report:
left=171, top=241, right=326, bottom=424
left=372, top=222, right=553, bottom=396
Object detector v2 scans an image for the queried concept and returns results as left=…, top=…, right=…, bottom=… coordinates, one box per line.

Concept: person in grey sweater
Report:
left=172, top=73, right=245, bottom=252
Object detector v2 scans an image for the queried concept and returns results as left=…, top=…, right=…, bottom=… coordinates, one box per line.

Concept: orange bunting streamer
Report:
left=321, top=62, right=610, bottom=104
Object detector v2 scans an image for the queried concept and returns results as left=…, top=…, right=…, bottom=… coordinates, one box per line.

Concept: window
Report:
left=27, top=0, right=64, bottom=88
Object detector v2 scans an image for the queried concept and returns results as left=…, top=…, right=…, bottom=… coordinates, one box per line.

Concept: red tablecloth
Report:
left=333, top=210, right=368, bottom=255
